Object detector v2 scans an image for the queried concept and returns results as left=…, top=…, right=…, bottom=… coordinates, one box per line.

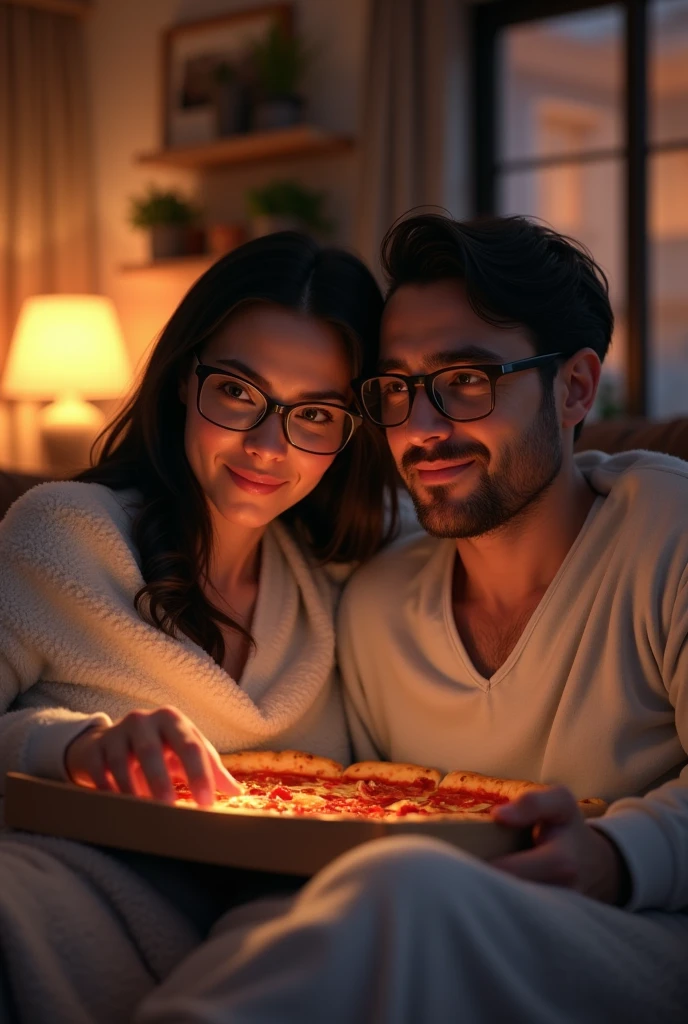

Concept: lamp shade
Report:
left=1, top=295, right=132, bottom=400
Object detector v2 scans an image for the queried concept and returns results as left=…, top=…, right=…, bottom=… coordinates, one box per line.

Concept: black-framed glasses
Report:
left=353, top=352, right=563, bottom=427
left=193, top=349, right=361, bottom=456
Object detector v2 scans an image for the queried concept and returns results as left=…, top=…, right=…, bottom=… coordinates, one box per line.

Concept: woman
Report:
left=0, top=233, right=397, bottom=1024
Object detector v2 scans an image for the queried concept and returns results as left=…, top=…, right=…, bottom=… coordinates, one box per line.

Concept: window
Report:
left=537, top=102, right=600, bottom=232
left=473, top=0, right=688, bottom=418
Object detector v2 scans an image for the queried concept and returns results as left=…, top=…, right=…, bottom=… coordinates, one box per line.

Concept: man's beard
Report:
left=401, top=386, right=563, bottom=539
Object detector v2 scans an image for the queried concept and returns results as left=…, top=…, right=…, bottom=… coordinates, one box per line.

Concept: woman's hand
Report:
left=65, top=706, right=241, bottom=807
left=490, top=785, right=631, bottom=905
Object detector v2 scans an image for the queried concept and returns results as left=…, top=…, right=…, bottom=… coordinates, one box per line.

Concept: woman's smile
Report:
left=224, top=463, right=289, bottom=495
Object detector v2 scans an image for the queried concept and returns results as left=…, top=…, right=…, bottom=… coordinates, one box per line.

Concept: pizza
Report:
left=172, top=750, right=607, bottom=822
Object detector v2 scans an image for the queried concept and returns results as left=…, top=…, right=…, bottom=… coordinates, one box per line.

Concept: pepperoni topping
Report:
left=356, top=780, right=407, bottom=806
left=268, top=786, right=293, bottom=801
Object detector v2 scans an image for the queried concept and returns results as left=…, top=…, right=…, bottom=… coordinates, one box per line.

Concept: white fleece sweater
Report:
left=0, top=480, right=350, bottom=804
left=339, top=450, right=688, bottom=914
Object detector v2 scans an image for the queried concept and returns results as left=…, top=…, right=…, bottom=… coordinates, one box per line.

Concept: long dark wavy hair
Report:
left=77, top=233, right=398, bottom=664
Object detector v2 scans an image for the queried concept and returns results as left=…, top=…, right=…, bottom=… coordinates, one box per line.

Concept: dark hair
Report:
left=77, top=232, right=397, bottom=664
left=380, top=213, right=614, bottom=440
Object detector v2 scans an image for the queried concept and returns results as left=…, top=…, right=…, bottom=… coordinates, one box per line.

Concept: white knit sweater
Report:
left=339, top=450, right=688, bottom=913
left=0, top=480, right=350, bottom=803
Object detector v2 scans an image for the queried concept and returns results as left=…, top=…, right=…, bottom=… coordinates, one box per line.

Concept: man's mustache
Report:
left=401, top=441, right=490, bottom=473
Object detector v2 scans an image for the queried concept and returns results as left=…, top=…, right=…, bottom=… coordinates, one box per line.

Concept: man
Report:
left=136, top=215, right=687, bottom=1024
left=337, top=214, right=688, bottom=1019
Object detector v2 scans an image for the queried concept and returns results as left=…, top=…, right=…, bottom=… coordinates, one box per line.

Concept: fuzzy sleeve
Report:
left=590, top=562, right=688, bottom=911
left=0, top=483, right=140, bottom=786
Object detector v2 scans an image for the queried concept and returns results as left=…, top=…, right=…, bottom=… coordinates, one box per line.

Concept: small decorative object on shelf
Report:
left=161, top=5, right=292, bottom=149
left=246, top=179, right=333, bottom=238
left=250, top=22, right=312, bottom=132
left=129, top=185, right=202, bottom=261
left=212, top=61, right=244, bottom=138
left=207, top=222, right=248, bottom=256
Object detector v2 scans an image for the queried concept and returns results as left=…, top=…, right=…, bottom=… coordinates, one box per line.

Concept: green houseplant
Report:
left=250, top=24, right=312, bottom=131
left=246, top=180, right=333, bottom=238
left=129, top=185, right=201, bottom=260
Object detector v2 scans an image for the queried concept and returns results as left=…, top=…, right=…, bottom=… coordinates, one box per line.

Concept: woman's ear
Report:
left=559, top=348, right=601, bottom=431
left=178, top=374, right=189, bottom=405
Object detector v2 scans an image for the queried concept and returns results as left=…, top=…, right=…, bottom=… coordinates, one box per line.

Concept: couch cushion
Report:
left=0, top=471, right=50, bottom=520
left=576, top=417, right=688, bottom=462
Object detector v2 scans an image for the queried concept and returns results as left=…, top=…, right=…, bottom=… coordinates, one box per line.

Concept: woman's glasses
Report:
left=194, top=350, right=361, bottom=456
left=353, top=353, right=563, bottom=427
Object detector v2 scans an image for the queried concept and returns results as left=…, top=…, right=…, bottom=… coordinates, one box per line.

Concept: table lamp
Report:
left=1, top=294, right=132, bottom=474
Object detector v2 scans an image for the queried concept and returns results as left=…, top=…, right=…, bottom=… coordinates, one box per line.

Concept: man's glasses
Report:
left=194, top=350, right=361, bottom=456
left=353, top=353, right=563, bottom=427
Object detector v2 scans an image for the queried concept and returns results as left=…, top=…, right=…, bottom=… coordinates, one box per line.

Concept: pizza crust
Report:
left=343, top=761, right=441, bottom=787
left=440, top=771, right=608, bottom=816
left=438, top=770, right=547, bottom=801
left=220, top=749, right=343, bottom=778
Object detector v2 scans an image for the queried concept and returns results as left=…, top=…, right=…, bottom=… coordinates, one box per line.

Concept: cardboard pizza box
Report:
left=4, top=772, right=530, bottom=875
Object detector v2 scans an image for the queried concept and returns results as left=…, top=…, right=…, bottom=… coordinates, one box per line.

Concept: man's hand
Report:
left=65, top=705, right=242, bottom=808
left=491, top=785, right=630, bottom=905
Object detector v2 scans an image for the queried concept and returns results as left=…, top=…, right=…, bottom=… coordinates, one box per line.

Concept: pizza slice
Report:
left=172, top=751, right=607, bottom=823
left=426, top=769, right=607, bottom=820
left=204, top=750, right=346, bottom=815
left=341, top=760, right=441, bottom=812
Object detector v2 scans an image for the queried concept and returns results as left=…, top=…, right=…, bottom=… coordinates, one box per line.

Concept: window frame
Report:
left=472, top=0, right=659, bottom=414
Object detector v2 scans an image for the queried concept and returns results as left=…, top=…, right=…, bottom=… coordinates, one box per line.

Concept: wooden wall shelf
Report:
left=136, top=125, right=355, bottom=170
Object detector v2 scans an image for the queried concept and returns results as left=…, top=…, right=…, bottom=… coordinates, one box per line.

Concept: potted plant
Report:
left=246, top=179, right=333, bottom=238
left=250, top=24, right=311, bottom=131
left=129, top=185, right=201, bottom=260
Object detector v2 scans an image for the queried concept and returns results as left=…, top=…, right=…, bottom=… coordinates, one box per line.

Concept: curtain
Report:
left=355, top=0, right=462, bottom=276
left=0, top=0, right=95, bottom=466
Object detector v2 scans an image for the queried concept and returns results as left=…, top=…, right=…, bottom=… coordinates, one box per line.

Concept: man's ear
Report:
left=558, top=348, right=601, bottom=432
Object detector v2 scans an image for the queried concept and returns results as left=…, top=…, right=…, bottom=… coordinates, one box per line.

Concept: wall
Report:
left=85, top=0, right=369, bottom=371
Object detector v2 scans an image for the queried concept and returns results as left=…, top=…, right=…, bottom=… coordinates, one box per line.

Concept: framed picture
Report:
left=161, top=4, right=293, bottom=149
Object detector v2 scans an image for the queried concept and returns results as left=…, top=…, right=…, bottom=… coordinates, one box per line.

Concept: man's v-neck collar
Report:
left=442, top=494, right=605, bottom=690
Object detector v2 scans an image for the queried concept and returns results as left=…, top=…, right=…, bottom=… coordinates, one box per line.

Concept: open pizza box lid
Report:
left=4, top=772, right=530, bottom=876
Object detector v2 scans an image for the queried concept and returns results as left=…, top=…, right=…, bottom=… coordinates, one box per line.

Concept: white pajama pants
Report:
left=135, top=835, right=688, bottom=1024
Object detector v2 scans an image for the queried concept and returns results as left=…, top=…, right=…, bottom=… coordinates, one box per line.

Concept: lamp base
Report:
left=40, top=395, right=105, bottom=477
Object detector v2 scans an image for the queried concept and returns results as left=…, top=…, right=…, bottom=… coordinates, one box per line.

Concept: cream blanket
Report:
left=0, top=480, right=349, bottom=1023
left=0, top=832, right=200, bottom=1024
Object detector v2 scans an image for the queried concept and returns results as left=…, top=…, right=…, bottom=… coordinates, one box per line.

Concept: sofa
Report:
left=575, top=417, right=688, bottom=462
left=0, top=470, right=50, bottom=520
left=2, top=417, right=688, bottom=521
